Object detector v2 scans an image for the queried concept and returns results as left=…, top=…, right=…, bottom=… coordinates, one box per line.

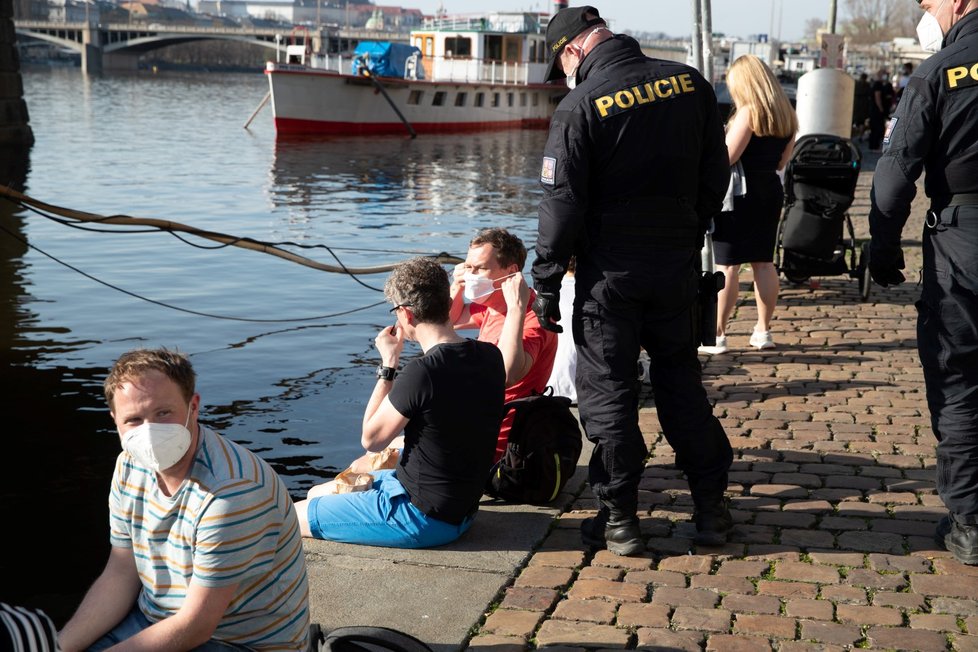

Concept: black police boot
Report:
left=936, top=515, right=978, bottom=565
left=580, top=501, right=644, bottom=556
left=580, top=509, right=608, bottom=550
left=693, top=497, right=732, bottom=547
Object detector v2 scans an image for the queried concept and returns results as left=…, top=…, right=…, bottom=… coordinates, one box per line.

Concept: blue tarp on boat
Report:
left=351, top=42, right=424, bottom=79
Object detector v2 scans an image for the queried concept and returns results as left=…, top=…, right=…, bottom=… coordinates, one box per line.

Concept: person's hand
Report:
left=500, top=274, right=530, bottom=312
left=531, top=290, right=562, bottom=333
left=450, top=262, right=466, bottom=297
left=869, top=245, right=906, bottom=288
left=375, top=323, right=405, bottom=367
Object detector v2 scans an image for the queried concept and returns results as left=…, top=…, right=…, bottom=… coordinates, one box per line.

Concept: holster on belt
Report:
left=698, top=271, right=725, bottom=346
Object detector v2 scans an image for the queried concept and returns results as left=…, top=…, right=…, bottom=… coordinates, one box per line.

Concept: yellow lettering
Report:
left=654, top=79, right=673, bottom=98
left=972, top=62, right=978, bottom=80
left=947, top=65, right=968, bottom=88
left=615, top=90, right=635, bottom=109
left=669, top=76, right=680, bottom=93
left=595, top=95, right=614, bottom=117
left=644, top=83, right=657, bottom=102
left=631, top=85, right=650, bottom=104
left=552, top=35, right=567, bottom=52
left=679, top=73, right=695, bottom=93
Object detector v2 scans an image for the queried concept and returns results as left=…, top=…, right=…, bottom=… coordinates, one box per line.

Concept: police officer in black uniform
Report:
left=530, top=5, right=733, bottom=555
left=868, top=0, right=978, bottom=565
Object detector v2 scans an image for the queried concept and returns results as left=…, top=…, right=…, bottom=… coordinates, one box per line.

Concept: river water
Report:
left=1, top=66, right=548, bottom=620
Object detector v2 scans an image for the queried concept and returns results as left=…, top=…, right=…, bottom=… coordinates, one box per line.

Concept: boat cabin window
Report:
left=408, top=90, right=424, bottom=105
left=475, top=92, right=485, bottom=107
left=492, top=92, right=500, bottom=107
left=433, top=91, right=447, bottom=106
left=444, top=36, right=472, bottom=58
left=532, top=92, right=539, bottom=107
left=529, top=37, right=546, bottom=63
left=455, top=92, right=467, bottom=107
left=507, top=92, right=514, bottom=107
left=482, top=35, right=521, bottom=63
left=484, top=35, right=502, bottom=62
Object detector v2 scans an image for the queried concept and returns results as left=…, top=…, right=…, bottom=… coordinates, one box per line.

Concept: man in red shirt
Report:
left=450, top=228, right=558, bottom=461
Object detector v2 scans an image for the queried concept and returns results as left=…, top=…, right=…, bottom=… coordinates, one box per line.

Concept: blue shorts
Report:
left=87, top=606, right=250, bottom=651
left=306, top=470, right=474, bottom=548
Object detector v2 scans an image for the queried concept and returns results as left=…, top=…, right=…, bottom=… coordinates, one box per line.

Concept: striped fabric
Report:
left=109, top=426, right=309, bottom=651
left=0, top=602, right=59, bottom=652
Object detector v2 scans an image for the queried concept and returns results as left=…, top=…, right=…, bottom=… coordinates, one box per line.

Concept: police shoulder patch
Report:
left=944, top=61, right=978, bottom=91
left=883, top=116, right=897, bottom=144
left=540, top=156, right=556, bottom=185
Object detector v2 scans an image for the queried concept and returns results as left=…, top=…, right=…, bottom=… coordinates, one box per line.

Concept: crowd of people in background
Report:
left=853, top=61, right=914, bottom=151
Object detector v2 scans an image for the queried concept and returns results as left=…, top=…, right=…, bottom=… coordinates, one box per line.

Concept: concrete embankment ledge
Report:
left=302, top=438, right=592, bottom=652
left=307, top=150, right=978, bottom=651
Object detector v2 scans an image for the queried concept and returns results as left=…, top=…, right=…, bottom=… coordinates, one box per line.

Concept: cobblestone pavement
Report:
left=464, top=156, right=978, bottom=651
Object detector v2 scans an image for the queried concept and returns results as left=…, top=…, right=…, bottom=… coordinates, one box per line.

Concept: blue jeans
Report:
left=88, top=606, right=251, bottom=651
left=306, top=470, right=474, bottom=548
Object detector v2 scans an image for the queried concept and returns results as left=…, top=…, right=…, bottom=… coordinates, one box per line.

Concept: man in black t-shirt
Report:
left=869, top=68, right=894, bottom=151
left=295, top=257, right=506, bottom=548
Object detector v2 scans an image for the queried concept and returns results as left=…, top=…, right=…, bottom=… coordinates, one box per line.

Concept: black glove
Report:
left=869, top=246, right=906, bottom=288
left=531, top=290, right=562, bottom=333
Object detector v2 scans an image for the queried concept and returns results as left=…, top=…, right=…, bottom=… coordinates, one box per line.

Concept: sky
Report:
left=407, top=1, right=824, bottom=43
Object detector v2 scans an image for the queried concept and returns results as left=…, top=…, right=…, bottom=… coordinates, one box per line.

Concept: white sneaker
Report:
left=698, top=335, right=728, bottom=355
left=749, top=330, right=775, bottom=349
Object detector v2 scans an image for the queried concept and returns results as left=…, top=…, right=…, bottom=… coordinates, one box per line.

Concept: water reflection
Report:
left=0, top=146, right=122, bottom=624
left=9, top=68, right=554, bottom=622
left=268, top=131, right=548, bottom=247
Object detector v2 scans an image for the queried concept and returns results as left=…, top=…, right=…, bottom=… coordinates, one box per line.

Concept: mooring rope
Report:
left=0, top=186, right=464, bottom=277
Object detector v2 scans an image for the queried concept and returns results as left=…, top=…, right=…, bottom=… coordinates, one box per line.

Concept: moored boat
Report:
left=265, top=12, right=567, bottom=136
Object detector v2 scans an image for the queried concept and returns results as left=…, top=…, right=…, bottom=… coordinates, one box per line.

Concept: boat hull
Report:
left=266, top=64, right=563, bottom=136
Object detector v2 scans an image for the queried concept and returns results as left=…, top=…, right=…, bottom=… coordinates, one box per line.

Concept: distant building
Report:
left=729, top=38, right=779, bottom=67
left=783, top=51, right=817, bottom=75
left=194, top=0, right=422, bottom=30
left=43, top=0, right=100, bottom=22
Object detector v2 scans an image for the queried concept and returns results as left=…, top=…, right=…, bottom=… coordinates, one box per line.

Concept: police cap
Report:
left=544, top=5, right=603, bottom=82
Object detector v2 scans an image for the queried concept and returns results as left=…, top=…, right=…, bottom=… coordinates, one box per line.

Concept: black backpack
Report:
left=486, top=390, right=583, bottom=505
left=310, top=625, right=432, bottom=652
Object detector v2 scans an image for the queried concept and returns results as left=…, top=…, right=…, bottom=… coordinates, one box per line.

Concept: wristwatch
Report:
left=376, top=365, right=397, bottom=381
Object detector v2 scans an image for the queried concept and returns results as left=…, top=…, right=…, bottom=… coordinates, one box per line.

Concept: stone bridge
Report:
left=14, top=21, right=384, bottom=73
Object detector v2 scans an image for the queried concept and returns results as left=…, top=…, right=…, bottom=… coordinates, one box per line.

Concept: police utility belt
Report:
left=926, top=193, right=978, bottom=228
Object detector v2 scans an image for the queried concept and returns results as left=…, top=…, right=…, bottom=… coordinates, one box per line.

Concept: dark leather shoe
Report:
left=693, top=501, right=733, bottom=547
left=580, top=511, right=644, bottom=556
left=936, top=515, right=978, bottom=565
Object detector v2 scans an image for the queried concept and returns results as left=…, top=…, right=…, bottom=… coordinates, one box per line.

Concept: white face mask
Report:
left=563, top=28, right=606, bottom=91
left=916, top=0, right=946, bottom=52
left=121, top=405, right=193, bottom=472
left=462, top=271, right=519, bottom=304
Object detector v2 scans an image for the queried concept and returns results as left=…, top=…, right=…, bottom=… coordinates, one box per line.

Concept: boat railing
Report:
left=276, top=53, right=546, bottom=86
left=432, top=57, right=532, bottom=84
left=420, top=13, right=541, bottom=34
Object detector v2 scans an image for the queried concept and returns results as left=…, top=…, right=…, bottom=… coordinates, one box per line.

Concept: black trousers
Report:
left=918, top=204, right=978, bottom=523
left=572, top=247, right=732, bottom=512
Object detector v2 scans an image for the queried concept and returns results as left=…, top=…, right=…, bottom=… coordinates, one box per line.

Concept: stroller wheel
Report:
left=784, top=272, right=810, bottom=285
left=857, top=243, right=872, bottom=302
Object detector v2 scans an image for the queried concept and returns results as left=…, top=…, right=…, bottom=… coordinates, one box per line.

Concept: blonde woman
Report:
left=701, top=54, right=798, bottom=354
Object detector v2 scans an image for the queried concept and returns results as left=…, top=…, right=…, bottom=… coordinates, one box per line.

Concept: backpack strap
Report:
left=322, top=626, right=433, bottom=652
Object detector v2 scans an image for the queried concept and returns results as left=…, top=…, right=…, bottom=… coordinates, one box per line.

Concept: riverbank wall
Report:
left=0, top=0, right=33, bottom=146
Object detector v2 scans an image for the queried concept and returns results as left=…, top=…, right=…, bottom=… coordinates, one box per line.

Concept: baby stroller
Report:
left=774, top=134, right=870, bottom=301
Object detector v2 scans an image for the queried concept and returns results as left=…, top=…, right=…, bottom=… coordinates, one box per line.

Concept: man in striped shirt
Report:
left=58, top=348, right=310, bottom=652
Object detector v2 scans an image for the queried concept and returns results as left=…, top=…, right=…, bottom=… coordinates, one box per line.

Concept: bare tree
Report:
left=841, top=0, right=919, bottom=44
left=804, top=17, right=825, bottom=41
